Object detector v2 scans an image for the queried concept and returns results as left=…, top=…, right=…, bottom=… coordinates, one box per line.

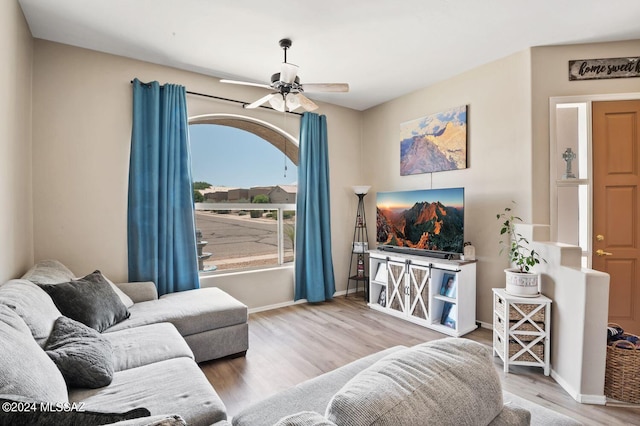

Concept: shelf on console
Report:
left=433, top=295, right=456, bottom=303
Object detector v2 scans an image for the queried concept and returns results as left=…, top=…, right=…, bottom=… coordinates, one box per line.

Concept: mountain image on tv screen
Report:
left=376, top=188, right=464, bottom=253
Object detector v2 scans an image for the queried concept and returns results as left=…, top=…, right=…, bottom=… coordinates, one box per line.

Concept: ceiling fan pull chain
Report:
left=283, top=111, right=287, bottom=178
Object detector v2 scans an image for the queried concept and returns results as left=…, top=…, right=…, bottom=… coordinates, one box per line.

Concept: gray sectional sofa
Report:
left=0, top=259, right=247, bottom=425
left=232, top=339, right=582, bottom=426
left=21, top=260, right=249, bottom=363
left=1, top=259, right=582, bottom=426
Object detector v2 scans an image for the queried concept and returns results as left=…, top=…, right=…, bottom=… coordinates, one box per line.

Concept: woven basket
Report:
left=509, top=341, right=544, bottom=362
left=509, top=303, right=545, bottom=322
left=510, top=321, right=544, bottom=332
left=604, top=323, right=640, bottom=403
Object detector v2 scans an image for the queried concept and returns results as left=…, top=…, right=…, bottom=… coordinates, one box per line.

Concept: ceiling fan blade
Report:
left=300, top=83, right=349, bottom=93
left=245, top=93, right=277, bottom=109
left=220, top=79, right=272, bottom=90
left=296, top=93, right=319, bottom=111
left=280, top=63, right=299, bottom=84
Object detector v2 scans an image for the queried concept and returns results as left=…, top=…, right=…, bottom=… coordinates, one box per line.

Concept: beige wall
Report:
left=362, top=50, right=533, bottom=324
left=0, top=2, right=33, bottom=281
left=361, top=39, right=640, bottom=325
left=19, top=30, right=640, bottom=317
left=31, top=40, right=361, bottom=308
left=531, top=39, right=640, bottom=223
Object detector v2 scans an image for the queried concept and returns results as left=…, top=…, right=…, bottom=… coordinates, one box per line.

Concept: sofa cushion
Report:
left=97, top=271, right=135, bottom=309
left=102, top=322, right=194, bottom=372
left=0, top=279, right=62, bottom=346
left=0, top=305, right=68, bottom=402
left=68, top=357, right=227, bottom=426
left=22, top=259, right=135, bottom=309
left=22, top=259, right=76, bottom=284
left=113, top=281, right=159, bottom=304
left=502, top=391, right=580, bottom=426
left=45, top=316, right=115, bottom=388
left=326, top=338, right=504, bottom=426
left=39, top=271, right=130, bottom=332
left=0, top=395, right=149, bottom=425
left=232, top=346, right=406, bottom=426
left=488, top=403, right=531, bottom=426
left=273, top=412, right=337, bottom=426
left=106, top=287, right=247, bottom=336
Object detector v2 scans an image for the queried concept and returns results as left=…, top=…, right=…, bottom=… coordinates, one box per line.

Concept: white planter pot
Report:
left=504, top=268, right=540, bottom=297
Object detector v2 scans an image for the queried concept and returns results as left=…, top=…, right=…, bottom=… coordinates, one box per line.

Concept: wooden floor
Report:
left=200, top=294, right=640, bottom=425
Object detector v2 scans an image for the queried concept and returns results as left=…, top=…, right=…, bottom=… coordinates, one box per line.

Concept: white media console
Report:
left=368, top=249, right=477, bottom=337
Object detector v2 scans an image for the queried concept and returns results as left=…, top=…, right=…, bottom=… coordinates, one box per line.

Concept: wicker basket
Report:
left=604, top=323, right=640, bottom=403
left=509, top=303, right=545, bottom=322
left=510, top=321, right=544, bottom=333
left=509, top=341, right=544, bottom=362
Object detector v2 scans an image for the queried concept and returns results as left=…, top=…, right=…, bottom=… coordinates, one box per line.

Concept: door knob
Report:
left=596, top=234, right=605, bottom=241
left=596, top=249, right=613, bottom=256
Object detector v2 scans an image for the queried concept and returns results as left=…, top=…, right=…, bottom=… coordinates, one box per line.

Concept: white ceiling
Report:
left=17, top=0, right=640, bottom=111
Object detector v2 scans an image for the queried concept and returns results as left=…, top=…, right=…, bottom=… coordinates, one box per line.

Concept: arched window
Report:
left=189, top=115, right=298, bottom=273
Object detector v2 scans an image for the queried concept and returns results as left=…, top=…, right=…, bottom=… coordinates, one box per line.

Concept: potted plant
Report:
left=497, top=204, right=546, bottom=297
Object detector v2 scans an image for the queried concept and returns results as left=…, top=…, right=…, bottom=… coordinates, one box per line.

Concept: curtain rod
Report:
left=130, top=80, right=303, bottom=116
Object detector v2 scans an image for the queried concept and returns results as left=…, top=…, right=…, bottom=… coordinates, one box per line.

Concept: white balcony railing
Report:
left=194, top=202, right=296, bottom=273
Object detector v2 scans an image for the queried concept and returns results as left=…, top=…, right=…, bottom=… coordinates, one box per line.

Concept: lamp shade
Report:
left=268, top=94, right=286, bottom=112
left=286, top=93, right=301, bottom=112
left=352, top=185, right=371, bottom=195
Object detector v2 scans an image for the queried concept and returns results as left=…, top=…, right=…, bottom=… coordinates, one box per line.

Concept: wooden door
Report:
left=592, top=100, right=640, bottom=334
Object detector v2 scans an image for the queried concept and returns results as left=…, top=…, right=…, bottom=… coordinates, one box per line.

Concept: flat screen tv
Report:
left=376, top=187, right=464, bottom=254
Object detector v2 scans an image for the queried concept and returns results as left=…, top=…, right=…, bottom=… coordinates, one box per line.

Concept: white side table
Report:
left=492, top=288, right=551, bottom=376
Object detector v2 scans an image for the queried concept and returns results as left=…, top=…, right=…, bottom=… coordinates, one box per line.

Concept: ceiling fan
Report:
left=220, top=38, right=349, bottom=112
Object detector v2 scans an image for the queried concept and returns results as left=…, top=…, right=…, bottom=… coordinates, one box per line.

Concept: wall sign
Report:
left=569, top=57, right=640, bottom=81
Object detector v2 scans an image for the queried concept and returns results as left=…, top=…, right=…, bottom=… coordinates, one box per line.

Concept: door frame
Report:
left=549, top=92, right=640, bottom=268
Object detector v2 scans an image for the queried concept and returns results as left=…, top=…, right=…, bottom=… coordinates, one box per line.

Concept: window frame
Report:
left=188, top=114, right=299, bottom=275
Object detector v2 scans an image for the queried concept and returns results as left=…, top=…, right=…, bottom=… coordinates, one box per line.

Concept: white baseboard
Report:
left=479, top=318, right=606, bottom=406
left=577, top=394, right=607, bottom=405
left=551, top=369, right=606, bottom=405
left=477, top=320, right=493, bottom=330
left=247, top=290, right=350, bottom=314
left=248, top=299, right=305, bottom=314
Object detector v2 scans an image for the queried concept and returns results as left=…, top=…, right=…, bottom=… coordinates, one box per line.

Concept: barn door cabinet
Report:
left=368, top=249, right=477, bottom=337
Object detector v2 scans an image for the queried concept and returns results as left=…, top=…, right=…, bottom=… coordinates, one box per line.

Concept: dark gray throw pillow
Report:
left=45, top=316, right=115, bottom=388
left=38, top=271, right=130, bottom=332
left=0, top=396, right=149, bottom=426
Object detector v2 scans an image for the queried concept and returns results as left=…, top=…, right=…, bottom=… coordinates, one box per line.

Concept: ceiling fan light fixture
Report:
left=285, top=93, right=301, bottom=112
left=268, top=94, right=286, bottom=112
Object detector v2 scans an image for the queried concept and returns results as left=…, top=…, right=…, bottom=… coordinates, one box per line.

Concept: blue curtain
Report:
left=294, top=112, right=336, bottom=302
left=128, top=78, right=199, bottom=296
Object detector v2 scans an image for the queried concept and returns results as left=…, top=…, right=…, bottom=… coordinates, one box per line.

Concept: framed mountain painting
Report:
left=400, top=105, right=468, bottom=175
